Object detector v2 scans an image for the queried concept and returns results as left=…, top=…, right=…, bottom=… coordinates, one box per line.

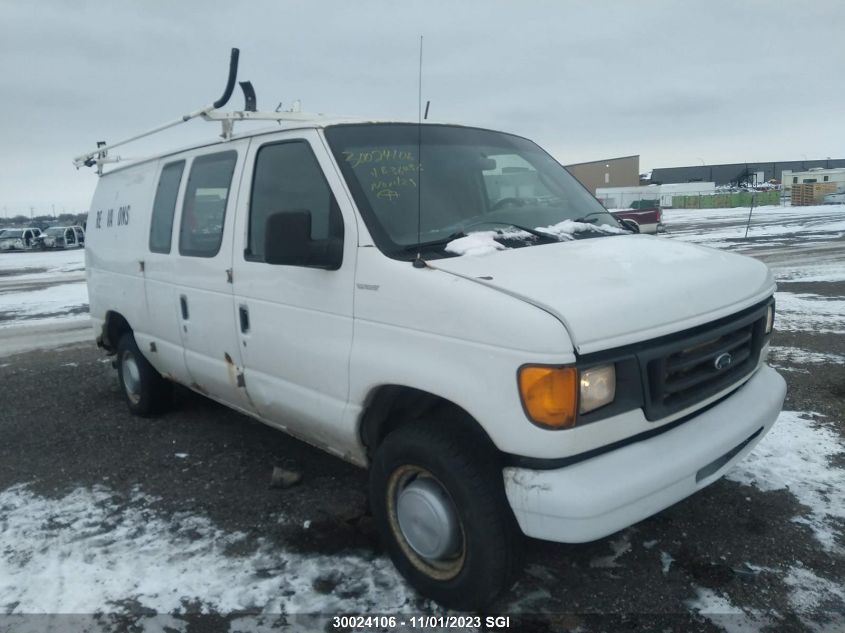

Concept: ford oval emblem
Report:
left=714, top=352, right=733, bottom=371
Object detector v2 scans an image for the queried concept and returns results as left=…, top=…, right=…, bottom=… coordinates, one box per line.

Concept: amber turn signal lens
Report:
left=518, top=366, right=578, bottom=429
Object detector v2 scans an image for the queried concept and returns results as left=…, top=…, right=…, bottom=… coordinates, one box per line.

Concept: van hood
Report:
left=428, top=235, right=775, bottom=354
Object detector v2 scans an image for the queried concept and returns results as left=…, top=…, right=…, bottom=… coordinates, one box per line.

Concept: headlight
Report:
left=765, top=304, right=774, bottom=334
left=518, top=366, right=578, bottom=429
left=518, top=363, right=618, bottom=429
left=580, top=365, right=616, bottom=413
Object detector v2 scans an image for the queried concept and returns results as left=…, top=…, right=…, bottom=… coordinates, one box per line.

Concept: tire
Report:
left=370, top=423, right=523, bottom=610
left=116, top=333, right=172, bottom=416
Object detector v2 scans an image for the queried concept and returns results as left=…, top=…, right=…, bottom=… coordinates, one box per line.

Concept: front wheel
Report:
left=369, top=424, right=523, bottom=610
left=116, top=333, right=172, bottom=416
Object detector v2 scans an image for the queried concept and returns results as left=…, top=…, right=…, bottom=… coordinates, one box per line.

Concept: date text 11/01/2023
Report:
left=332, top=615, right=511, bottom=629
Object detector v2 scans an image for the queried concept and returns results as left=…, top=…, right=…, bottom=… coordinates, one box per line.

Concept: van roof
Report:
left=99, top=116, right=447, bottom=176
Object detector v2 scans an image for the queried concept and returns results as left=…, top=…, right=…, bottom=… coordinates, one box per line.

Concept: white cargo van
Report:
left=76, top=52, right=785, bottom=609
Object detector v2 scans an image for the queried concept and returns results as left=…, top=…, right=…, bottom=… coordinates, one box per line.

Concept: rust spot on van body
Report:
left=224, top=352, right=246, bottom=388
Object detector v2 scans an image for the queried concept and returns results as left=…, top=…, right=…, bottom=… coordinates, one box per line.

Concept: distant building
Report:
left=650, top=159, right=845, bottom=187
left=565, top=155, right=639, bottom=194
left=781, top=167, right=845, bottom=194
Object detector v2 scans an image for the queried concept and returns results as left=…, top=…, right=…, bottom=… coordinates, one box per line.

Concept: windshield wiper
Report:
left=573, top=211, right=613, bottom=224
left=457, top=221, right=560, bottom=243
left=394, top=232, right=467, bottom=255
left=395, top=221, right=562, bottom=259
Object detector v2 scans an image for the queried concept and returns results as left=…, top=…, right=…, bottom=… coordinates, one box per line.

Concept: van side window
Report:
left=179, top=151, right=237, bottom=258
left=149, top=160, right=185, bottom=254
left=247, top=141, right=343, bottom=262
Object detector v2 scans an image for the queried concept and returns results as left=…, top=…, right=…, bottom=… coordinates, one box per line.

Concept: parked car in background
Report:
left=0, top=227, right=42, bottom=250
left=609, top=206, right=664, bottom=234
left=33, top=225, right=85, bottom=249
left=822, top=191, right=845, bottom=205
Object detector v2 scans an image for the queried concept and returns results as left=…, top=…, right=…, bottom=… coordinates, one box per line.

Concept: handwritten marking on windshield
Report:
left=342, top=149, right=415, bottom=168
left=342, top=149, right=425, bottom=202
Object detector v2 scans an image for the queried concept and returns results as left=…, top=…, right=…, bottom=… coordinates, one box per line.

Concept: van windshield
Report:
left=324, top=123, right=622, bottom=259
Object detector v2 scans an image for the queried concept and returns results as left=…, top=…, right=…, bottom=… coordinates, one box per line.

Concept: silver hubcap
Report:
left=397, top=477, right=461, bottom=561
left=387, top=465, right=466, bottom=581
left=121, top=351, right=141, bottom=404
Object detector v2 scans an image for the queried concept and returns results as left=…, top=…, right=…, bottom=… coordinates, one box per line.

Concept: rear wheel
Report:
left=370, top=423, right=523, bottom=610
left=116, top=333, right=172, bottom=416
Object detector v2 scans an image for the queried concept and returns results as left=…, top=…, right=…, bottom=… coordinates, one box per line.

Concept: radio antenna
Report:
left=413, top=35, right=426, bottom=268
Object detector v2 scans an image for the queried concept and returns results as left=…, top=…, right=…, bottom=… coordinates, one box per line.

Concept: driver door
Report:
left=231, top=129, right=357, bottom=452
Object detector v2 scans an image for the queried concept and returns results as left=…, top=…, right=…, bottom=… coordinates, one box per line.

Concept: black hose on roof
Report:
left=213, top=48, right=240, bottom=109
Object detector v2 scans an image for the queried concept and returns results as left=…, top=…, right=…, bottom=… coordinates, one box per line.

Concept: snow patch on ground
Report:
left=0, top=281, right=88, bottom=327
left=727, top=411, right=845, bottom=551
left=0, top=248, right=85, bottom=275
left=589, top=534, right=631, bottom=568
left=0, top=484, right=418, bottom=615
left=784, top=565, right=845, bottom=614
left=773, top=262, right=845, bottom=284
left=689, top=568, right=845, bottom=631
left=687, top=587, right=772, bottom=632
left=773, top=292, right=845, bottom=335
left=768, top=346, right=845, bottom=366
left=659, top=551, right=673, bottom=575
left=664, top=204, right=845, bottom=248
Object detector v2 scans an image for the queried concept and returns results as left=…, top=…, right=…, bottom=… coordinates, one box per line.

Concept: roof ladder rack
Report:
left=73, top=48, right=324, bottom=175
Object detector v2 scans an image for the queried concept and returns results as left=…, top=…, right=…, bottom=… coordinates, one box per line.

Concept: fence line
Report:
left=598, top=189, right=786, bottom=210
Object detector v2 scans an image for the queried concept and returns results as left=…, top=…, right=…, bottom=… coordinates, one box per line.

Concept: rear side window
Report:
left=247, top=141, right=342, bottom=262
left=149, top=160, right=185, bottom=254
left=179, top=151, right=237, bottom=257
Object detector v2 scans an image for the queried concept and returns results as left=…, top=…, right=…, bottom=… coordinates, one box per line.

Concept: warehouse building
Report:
left=650, top=159, right=845, bottom=187
left=564, top=155, right=640, bottom=194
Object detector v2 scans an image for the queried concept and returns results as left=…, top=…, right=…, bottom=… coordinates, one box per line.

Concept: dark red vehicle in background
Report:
left=609, top=202, right=664, bottom=234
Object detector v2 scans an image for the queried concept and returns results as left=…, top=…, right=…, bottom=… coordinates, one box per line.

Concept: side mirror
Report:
left=264, top=210, right=343, bottom=270
left=619, top=218, right=640, bottom=234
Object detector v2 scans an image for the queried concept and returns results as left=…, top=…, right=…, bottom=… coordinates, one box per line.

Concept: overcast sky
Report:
left=2, top=0, right=844, bottom=215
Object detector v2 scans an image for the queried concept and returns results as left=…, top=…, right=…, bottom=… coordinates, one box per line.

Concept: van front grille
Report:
left=638, top=303, right=769, bottom=421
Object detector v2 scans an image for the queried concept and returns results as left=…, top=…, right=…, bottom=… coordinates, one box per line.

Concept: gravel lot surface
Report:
left=0, top=206, right=843, bottom=632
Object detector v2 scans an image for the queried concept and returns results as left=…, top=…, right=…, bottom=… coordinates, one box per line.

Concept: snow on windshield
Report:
left=536, top=219, right=627, bottom=239
left=444, top=221, right=627, bottom=257
left=445, top=231, right=507, bottom=256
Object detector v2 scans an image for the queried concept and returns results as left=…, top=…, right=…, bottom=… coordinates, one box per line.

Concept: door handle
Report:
left=239, top=304, right=250, bottom=333
left=180, top=295, right=189, bottom=320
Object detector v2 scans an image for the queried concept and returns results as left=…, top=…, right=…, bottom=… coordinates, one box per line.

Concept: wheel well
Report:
left=359, top=385, right=499, bottom=460
left=102, top=311, right=132, bottom=353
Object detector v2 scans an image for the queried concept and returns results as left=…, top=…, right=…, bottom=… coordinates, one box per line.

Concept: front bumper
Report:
left=503, top=364, right=785, bottom=543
